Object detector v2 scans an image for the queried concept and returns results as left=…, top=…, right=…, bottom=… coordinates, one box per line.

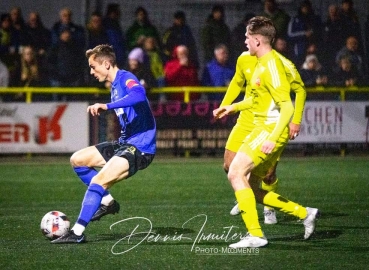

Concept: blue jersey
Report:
left=106, top=70, right=156, bottom=154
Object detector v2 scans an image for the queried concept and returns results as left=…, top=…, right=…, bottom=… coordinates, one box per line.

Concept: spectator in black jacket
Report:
left=46, top=29, right=85, bottom=100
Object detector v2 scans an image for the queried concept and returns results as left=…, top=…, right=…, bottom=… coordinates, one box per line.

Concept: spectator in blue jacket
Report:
left=201, top=44, right=234, bottom=101
left=50, top=7, right=85, bottom=49
left=287, top=0, right=322, bottom=67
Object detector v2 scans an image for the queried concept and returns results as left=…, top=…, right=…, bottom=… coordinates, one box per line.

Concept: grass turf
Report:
left=1, top=156, right=369, bottom=270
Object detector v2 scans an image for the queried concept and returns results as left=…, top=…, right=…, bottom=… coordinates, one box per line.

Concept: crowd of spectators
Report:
left=0, top=0, right=369, bottom=102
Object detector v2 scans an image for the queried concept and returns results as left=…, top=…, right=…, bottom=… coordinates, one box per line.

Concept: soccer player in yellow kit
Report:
left=222, top=50, right=306, bottom=223
left=213, top=16, right=319, bottom=248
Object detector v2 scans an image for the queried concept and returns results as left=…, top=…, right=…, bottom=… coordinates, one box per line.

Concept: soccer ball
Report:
left=40, top=211, right=70, bottom=240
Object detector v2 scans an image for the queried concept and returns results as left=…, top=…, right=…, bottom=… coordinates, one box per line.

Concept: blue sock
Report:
left=76, top=183, right=105, bottom=227
left=74, top=166, right=109, bottom=196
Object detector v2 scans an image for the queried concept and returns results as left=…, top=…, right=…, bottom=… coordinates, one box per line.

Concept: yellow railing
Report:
left=0, top=87, right=109, bottom=103
left=1, top=86, right=369, bottom=103
left=150, top=86, right=369, bottom=102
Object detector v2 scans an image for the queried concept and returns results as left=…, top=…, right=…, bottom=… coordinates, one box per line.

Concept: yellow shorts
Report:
left=225, top=123, right=253, bottom=152
left=238, top=126, right=289, bottom=178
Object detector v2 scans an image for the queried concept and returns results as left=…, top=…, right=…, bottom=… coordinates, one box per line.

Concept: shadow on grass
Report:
left=275, top=211, right=349, bottom=223
left=270, top=229, right=342, bottom=242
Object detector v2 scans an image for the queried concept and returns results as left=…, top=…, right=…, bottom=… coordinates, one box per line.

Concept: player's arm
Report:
left=213, top=95, right=253, bottom=119
left=88, top=78, right=146, bottom=116
left=266, top=62, right=294, bottom=144
left=289, top=71, right=306, bottom=138
left=278, top=52, right=306, bottom=139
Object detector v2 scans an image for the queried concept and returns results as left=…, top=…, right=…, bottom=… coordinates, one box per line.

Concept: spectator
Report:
left=86, top=12, right=109, bottom=87
left=335, top=36, right=365, bottom=77
left=103, top=3, right=126, bottom=68
left=201, top=44, right=234, bottom=101
left=164, top=45, right=199, bottom=101
left=299, top=54, right=328, bottom=87
left=273, top=36, right=290, bottom=58
left=231, top=13, right=255, bottom=60
left=17, top=45, right=46, bottom=87
left=87, top=12, right=109, bottom=49
left=340, top=0, right=363, bottom=52
left=331, top=55, right=363, bottom=87
left=11, top=45, right=48, bottom=101
left=260, top=0, right=290, bottom=38
left=9, top=7, right=27, bottom=50
left=287, top=0, right=322, bottom=67
left=9, top=7, right=25, bottom=32
left=126, top=6, right=161, bottom=51
left=50, top=7, right=85, bottom=49
left=126, top=47, right=157, bottom=96
left=201, top=5, right=231, bottom=63
left=162, top=10, right=198, bottom=67
left=0, top=58, right=9, bottom=87
left=0, top=13, right=19, bottom=86
left=0, top=58, right=9, bottom=102
left=46, top=29, right=85, bottom=100
left=322, top=5, right=346, bottom=69
left=24, top=12, right=51, bottom=58
left=142, top=36, right=165, bottom=87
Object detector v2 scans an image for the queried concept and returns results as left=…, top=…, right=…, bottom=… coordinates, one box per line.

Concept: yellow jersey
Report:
left=221, top=50, right=306, bottom=133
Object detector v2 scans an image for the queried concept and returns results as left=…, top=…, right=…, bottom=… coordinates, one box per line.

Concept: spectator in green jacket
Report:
left=126, top=6, right=161, bottom=51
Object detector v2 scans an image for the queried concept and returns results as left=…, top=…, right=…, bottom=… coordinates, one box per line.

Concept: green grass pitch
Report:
left=1, top=155, right=369, bottom=270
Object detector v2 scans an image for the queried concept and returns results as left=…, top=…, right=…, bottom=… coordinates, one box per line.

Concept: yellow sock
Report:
left=235, top=188, right=264, bottom=237
left=263, top=191, right=307, bottom=219
left=261, top=179, right=279, bottom=210
left=261, top=178, right=278, bottom=192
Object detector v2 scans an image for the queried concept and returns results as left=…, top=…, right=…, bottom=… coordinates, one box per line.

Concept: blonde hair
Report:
left=86, top=44, right=117, bottom=66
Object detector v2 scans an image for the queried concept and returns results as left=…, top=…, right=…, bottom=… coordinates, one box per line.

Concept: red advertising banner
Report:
left=0, top=102, right=89, bottom=153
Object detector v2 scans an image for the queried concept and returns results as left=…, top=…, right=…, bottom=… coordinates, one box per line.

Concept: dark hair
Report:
left=86, top=44, right=117, bottom=66
left=247, top=16, right=276, bottom=43
left=174, top=11, right=185, bottom=20
left=135, top=6, right=148, bottom=17
left=342, top=0, right=353, bottom=5
left=212, top=5, right=224, bottom=14
left=105, top=3, right=120, bottom=16
left=1, top=13, right=10, bottom=23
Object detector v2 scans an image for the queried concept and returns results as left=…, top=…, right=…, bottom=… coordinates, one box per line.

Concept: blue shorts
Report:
left=95, top=141, right=155, bottom=177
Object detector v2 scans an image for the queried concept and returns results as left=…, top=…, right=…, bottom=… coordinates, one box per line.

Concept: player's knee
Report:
left=70, top=152, right=80, bottom=167
left=70, top=151, right=84, bottom=167
left=227, top=170, right=238, bottom=184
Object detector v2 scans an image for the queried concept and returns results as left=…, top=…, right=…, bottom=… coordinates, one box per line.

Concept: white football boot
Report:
left=264, top=207, right=277, bottom=224
left=303, top=207, right=319, bottom=239
left=229, top=233, right=268, bottom=248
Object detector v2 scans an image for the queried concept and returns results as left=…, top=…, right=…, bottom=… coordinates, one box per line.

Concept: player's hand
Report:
left=213, top=105, right=236, bottom=119
left=87, top=103, right=107, bottom=116
left=261, top=140, right=276, bottom=154
left=289, top=122, right=300, bottom=140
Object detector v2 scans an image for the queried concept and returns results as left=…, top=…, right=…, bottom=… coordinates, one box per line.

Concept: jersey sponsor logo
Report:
left=255, top=77, right=261, bottom=87
left=126, top=79, right=139, bottom=89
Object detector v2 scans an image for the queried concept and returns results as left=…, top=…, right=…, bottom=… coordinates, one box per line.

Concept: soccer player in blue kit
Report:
left=52, top=44, right=156, bottom=244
